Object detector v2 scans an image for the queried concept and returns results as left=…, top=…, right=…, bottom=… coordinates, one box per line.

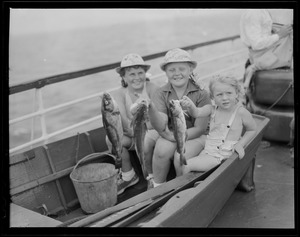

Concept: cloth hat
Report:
left=115, top=53, right=151, bottom=74
left=160, top=48, right=197, bottom=71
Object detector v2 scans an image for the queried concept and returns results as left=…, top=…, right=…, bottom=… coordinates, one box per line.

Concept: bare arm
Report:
left=234, top=108, right=257, bottom=159
left=186, top=116, right=209, bottom=140
left=112, top=90, right=133, bottom=137
left=148, top=101, right=175, bottom=141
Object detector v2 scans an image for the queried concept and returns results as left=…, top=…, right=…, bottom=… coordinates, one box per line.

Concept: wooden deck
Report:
left=209, top=141, right=294, bottom=229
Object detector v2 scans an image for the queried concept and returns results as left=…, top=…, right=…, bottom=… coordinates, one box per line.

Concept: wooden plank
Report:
left=10, top=147, right=52, bottom=190
left=90, top=199, right=153, bottom=227
left=88, top=127, right=108, bottom=152
left=10, top=166, right=73, bottom=196
left=10, top=132, right=95, bottom=197
left=9, top=146, right=65, bottom=214
left=10, top=203, right=62, bottom=227
left=46, top=133, right=94, bottom=171
left=11, top=182, right=65, bottom=216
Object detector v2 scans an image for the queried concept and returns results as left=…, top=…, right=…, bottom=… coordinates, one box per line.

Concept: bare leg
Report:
left=182, top=151, right=221, bottom=173
left=106, top=135, right=134, bottom=173
left=174, top=135, right=206, bottom=176
left=152, top=137, right=176, bottom=184
left=121, top=136, right=134, bottom=173
left=144, top=130, right=159, bottom=176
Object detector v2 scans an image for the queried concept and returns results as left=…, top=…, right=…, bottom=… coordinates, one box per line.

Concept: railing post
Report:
left=30, top=89, right=37, bottom=148
left=36, top=88, right=48, bottom=144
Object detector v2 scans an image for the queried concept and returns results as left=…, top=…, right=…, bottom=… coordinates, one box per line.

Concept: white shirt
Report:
left=240, top=9, right=279, bottom=50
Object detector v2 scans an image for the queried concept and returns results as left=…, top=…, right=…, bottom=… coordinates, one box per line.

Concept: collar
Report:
left=162, top=80, right=200, bottom=93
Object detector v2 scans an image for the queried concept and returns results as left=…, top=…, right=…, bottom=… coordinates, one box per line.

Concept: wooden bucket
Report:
left=70, top=153, right=118, bottom=214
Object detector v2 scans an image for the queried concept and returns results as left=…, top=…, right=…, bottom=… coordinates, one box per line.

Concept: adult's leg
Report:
left=152, top=137, right=176, bottom=184
left=144, top=130, right=159, bottom=177
left=105, top=135, right=133, bottom=173
left=121, top=135, right=134, bottom=173
left=116, top=136, right=139, bottom=195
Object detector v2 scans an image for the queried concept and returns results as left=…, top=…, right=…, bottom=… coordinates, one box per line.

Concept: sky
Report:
left=9, top=9, right=245, bottom=35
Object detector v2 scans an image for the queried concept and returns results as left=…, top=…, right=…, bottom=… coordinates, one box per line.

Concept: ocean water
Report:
left=9, top=9, right=248, bottom=151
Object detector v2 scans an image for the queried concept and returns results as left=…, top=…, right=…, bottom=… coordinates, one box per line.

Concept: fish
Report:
left=101, top=92, right=123, bottom=169
left=169, top=99, right=187, bottom=166
left=131, top=99, right=149, bottom=178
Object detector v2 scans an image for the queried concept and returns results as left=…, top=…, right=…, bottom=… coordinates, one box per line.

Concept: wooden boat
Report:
left=8, top=35, right=274, bottom=228
left=65, top=114, right=269, bottom=228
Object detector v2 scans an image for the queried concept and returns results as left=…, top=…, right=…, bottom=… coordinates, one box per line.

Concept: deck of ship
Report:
left=209, top=140, right=295, bottom=229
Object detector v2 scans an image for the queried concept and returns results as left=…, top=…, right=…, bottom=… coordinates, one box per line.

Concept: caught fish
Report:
left=101, top=92, right=123, bottom=169
left=169, top=99, right=187, bottom=166
left=131, top=100, right=149, bottom=178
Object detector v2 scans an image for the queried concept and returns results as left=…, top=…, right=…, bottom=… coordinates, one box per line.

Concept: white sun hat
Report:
left=160, top=48, right=197, bottom=71
left=116, top=53, right=151, bottom=74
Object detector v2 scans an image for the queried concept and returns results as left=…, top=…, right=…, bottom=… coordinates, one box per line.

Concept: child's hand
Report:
left=233, top=143, right=245, bottom=159
left=180, top=96, right=196, bottom=116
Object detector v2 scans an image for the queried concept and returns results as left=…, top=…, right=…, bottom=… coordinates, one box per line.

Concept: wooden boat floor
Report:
left=55, top=141, right=294, bottom=228
left=209, top=141, right=294, bottom=228
left=10, top=203, right=62, bottom=227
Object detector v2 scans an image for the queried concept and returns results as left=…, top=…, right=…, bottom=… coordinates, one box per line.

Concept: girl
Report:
left=147, top=48, right=211, bottom=188
left=175, top=75, right=257, bottom=175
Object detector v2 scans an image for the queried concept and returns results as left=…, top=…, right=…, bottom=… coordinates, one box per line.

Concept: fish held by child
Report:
left=101, top=92, right=123, bottom=169
left=169, top=99, right=187, bottom=166
left=130, top=99, right=149, bottom=178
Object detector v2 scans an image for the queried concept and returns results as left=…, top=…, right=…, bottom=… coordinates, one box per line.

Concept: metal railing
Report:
left=9, top=35, right=248, bottom=154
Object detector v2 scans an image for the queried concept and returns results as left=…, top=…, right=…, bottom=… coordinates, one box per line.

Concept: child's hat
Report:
left=160, top=48, right=197, bottom=71
left=116, top=53, right=151, bottom=74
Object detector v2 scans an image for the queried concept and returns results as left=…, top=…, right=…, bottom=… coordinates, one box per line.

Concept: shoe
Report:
left=146, top=176, right=154, bottom=190
left=117, top=173, right=139, bottom=195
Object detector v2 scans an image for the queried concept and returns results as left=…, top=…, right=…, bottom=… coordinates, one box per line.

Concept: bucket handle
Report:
left=72, top=152, right=117, bottom=173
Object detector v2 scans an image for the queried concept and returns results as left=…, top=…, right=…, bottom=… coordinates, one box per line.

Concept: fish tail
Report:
left=115, top=156, right=122, bottom=169
left=141, top=162, right=148, bottom=179
left=136, top=148, right=147, bottom=178
left=180, top=153, right=187, bottom=166
left=113, top=146, right=123, bottom=169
